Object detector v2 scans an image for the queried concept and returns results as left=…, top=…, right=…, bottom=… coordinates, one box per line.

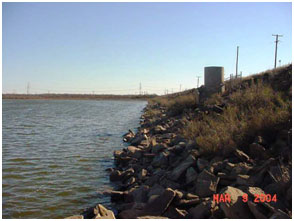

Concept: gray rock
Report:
left=94, top=204, right=115, bottom=219
left=195, top=169, right=219, bottom=197
left=170, top=155, right=196, bottom=181
left=236, top=175, right=254, bottom=186
left=127, top=185, right=150, bottom=203
left=143, top=188, right=176, bottom=216
left=269, top=209, right=291, bottom=219
left=118, top=209, right=143, bottom=219
left=107, top=190, right=126, bottom=202
left=130, top=134, right=145, bottom=146
left=155, top=125, right=167, bottom=134
left=186, top=167, right=198, bottom=184
left=219, top=186, right=254, bottom=218
left=152, top=144, right=166, bottom=154
left=234, top=149, right=250, bottom=162
left=113, top=150, right=124, bottom=158
left=127, top=146, right=142, bottom=158
left=164, top=206, right=188, bottom=218
left=188, top=200, right=215, bottom=218
left=148, top=194, right=160, bottom=203
left=231, top=162, right=253, bottom=176
left=197, top=158, right=209, bottom=171
left=138, top=168, right=148, bottom=180
left=249, top=143, right=268, bottom=160
left=109, top=170, right=122, bottom=182
left=247, top=201, right=267, bottom=219
left=151, top=151, right=169, bottom=168
left=148, top=184, right=166, bottom=198
left=175, top=198, right=200, bottom=208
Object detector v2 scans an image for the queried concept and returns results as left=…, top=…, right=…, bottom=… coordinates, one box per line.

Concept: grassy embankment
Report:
left=148, top=64, right=292, bottom=156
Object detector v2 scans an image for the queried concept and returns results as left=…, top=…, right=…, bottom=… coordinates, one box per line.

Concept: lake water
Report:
left=2, top=99, right=146, bottom=218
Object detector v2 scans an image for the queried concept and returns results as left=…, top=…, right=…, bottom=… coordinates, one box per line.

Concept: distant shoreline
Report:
left=2, top=94, right=157, bottom=101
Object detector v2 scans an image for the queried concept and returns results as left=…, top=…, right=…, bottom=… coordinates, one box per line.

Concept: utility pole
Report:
left=196, top=76, right=201, bottom=88
left=139, top=82, right=142, bottom=95
left=236, top=46, right=239, bottom=78
left=26, top=82, right=30, bottom=95
left=272, top=34, right=283, bottom=69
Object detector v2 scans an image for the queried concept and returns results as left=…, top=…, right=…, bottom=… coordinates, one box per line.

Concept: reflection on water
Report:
left=2, top=99, right=146, bottom=218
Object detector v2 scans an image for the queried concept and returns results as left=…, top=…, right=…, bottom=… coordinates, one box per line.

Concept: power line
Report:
left=26, top=82, right=30, bottom=95
left=196, top=76, right=201, bottom=88
left=272, top=34, right=283, bottom=69
left=236, top=46, right=239, bottom=77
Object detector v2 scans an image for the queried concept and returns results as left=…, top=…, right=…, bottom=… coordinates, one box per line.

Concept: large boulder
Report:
left=247, top=201, right=267, bottom=219
left=151, top=144, right=166, bottom=154
left=236, top=175, right=254, bottom=186
left=113, top=150, right=125, bottom=159
left=104, top=190, right=126, bottom=202
left=197, top=158, right=209, bottom=171
left=118, top=209, right=143, bottom=219
left=81, top=204, right=115, bottom=219
left=151, top=151, right=169, bottom=168
left=188, top=200, right=216, bottom=218
left=186, top=167, right=198, bottom=184
left=147, top=184, right=166, bottom=199
left=230, top=162, right=253, bottom=176
left=219, top=186, right=254, bottom=218
left=169, top=155, right=196, bottom=181
left=130, top=134, right=145, bottom=146
left=127, top=146, right=143, bottom=158
left=126, top=185, right=150, bottom=203
left=143, top=188, right=176, bottom=216
left=94, top=204, right=115, bottom=219
left=109, top=170, right=123, bottom=182
left=195, top=169, right=219, bottom=197
left=249, top=143, right=268, bottom=160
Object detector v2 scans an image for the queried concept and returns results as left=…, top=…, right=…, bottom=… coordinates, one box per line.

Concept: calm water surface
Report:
left=2, top=99, right=146, bottom=218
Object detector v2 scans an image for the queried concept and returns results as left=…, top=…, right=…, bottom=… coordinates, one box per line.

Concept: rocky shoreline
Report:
left=66, top=65, right=292, bottom=219
left=66, top=98, right=291, bottom=219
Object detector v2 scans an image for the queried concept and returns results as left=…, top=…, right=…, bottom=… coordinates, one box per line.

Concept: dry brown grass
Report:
left=183, top=85, right=291, bottom=155
left=149, top=93, right=198, bottom=116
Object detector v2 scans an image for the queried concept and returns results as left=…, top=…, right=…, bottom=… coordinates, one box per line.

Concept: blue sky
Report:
left=2, top=2, right=292, bottom=95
